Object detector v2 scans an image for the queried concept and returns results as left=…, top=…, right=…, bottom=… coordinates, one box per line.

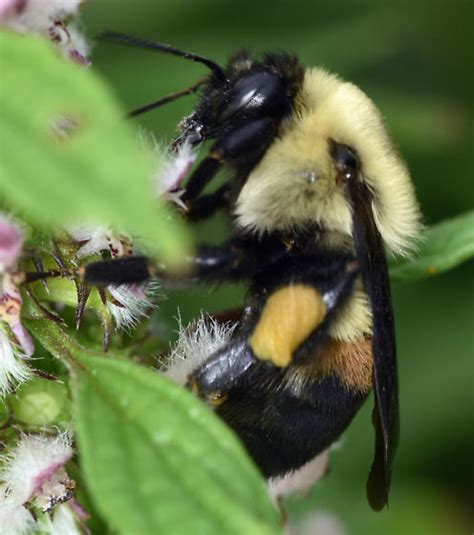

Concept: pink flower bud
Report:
left=1, top=273, right=35, bottom=358
left=0, top=216, right=23, bottom=272
left=151, top=141, right=198, bottom=209
left=0, top=0, right=26, bottom=21
left=9, top=321, right=35, bottom=357
left=159, top=142, right=197, bottom=194
left=69, top=47, right=91, bottom=66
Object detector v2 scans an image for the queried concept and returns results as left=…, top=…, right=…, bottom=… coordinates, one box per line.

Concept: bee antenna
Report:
left=99, top=31, right=227, bottom=82
left=128, top=78, right=207, bottom=118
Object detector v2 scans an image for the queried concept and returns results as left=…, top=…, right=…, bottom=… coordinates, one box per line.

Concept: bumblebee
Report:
left=82, top=33, right=422, bottom=510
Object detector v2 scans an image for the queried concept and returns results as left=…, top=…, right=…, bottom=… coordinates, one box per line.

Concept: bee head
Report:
left=177, top=51, right=304, bottom=146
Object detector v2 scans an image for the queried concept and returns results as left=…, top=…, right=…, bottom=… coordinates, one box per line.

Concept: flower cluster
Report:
left=0, top=432, right=83, bottom=535
left=0, top=0, right=90, bottom=65
left=65, top=129, right=201, bottom=333
left=0, top=215, right=33, bottom=397
left=68, top=225, right=159, bottom=331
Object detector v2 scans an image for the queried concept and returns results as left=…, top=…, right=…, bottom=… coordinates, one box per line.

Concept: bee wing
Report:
left=346, top=177, right=399, bottom=511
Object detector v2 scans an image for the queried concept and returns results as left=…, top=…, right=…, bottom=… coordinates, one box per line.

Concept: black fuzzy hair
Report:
left=178, top=50, right=305, bottom=141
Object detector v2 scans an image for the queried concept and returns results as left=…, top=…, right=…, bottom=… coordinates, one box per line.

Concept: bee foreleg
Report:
left=182, top=117, right=275, bottom=203
left=83, top=235, right=288, bottom=286
left=186, top=183, right=231, bottom=221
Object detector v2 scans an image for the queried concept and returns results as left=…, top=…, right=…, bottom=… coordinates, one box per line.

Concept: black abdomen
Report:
left=216, top=371, right=368, bottom=478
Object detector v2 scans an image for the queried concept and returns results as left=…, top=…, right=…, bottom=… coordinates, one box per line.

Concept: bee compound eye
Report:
left=332, top=142, right=359, bottom=170
left=218, top=70, right=286, bottom=122
left=340, top=147, right=358, bottom=169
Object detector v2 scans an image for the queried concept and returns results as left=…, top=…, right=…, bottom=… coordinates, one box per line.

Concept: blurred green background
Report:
left=83, top=1, right=473, bottom=533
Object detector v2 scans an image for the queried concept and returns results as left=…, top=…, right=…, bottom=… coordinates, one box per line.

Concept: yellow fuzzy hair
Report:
left=327, top=279, right=372, bottom=341
left=234, top=68, right=422, bottom=342
left=234, top=68, right=422, bottom=256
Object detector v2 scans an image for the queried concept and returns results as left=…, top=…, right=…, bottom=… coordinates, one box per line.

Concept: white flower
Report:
left=68, top=225, right=134, bottom=259
left=36, top=503, right=81, bottom=535
left=107, top=282, right=160, bottom=331
left=1, top=0, right=82, bottom=31
left=0, top=433, right=74, bottom=512
left=51, top=21, right=90, bottom=66
left=0, top=435, right=80, bottom=534
left=68, top=225, right=161, bottom=331
left=0, top=489, right=35, bottom=535
left=0, top=506, right=34, bottom=535
left=0, top=216, right=33, bottom=395
left=48, top=21, right=91, bottom=67
left=164, top=313, right=237, bottom=385
left=0, top=326, right=31, bottom=397
left=144, top=132, right=197, bottom=209
left=0, top=0, right=90, bottom=66
left=68, top=224, right=110, bottom=259
left=160, top=143, right=194, bottom=191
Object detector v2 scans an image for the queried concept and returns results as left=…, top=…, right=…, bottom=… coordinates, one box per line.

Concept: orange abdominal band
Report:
left=249, top=284, right=327, bottom=367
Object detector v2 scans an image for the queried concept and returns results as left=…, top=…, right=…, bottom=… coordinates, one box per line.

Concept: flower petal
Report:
left=0, top=328, right=31, bottom=397
left=107, top=281, right=160, bottom=331
left=0, top=496, right=35, bottom=535
left=0, top=215, right=23, bottom=271
left=0, top=432, right=73, bottom=505
left=9, top=321, right=35, bottom=357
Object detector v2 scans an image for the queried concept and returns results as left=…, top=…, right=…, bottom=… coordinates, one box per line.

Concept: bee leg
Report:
left=182, top=117, right=274, bottom=203
left=82, top=235, right=288, bottom=286
left=79, top=256, right=153, bottom=285
left=186, top=236, right=287, bottom=283
left=181, top=155, right=223, bottom=203
left=185, top=184, right=231, bottom=221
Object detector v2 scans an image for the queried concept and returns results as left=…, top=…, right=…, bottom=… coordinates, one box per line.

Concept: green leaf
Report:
left=75, top=357, right=280, bottom=535
left=390, top=211, right=474, bottom=280
left=0, top=32, right=189, bottom=260
left=25, top=319, right=280, bottom=535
